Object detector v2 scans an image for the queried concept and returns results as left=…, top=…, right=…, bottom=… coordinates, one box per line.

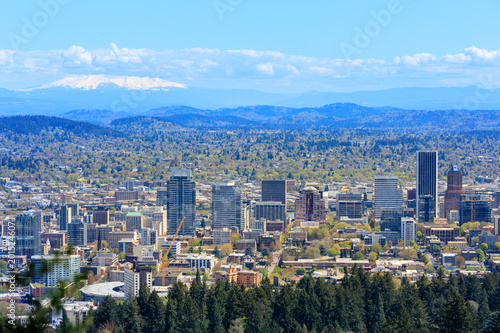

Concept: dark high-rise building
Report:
left=59, top=204, right=79, bottom=231
left=212, top=182, right=244, bottom=232
left=380, top=207, right=413, bottom=233
left=15, top=211, right=42, bottom=259
left=459, top=194, right=492, bottom=226
left=262, top=180, right=287, bottom=205
left=417, top=151, right=438, bottom=219
left=167, top=170, right=196, bottom=236
left=93, top=209, right=109, bottom=225
left=156, top=187, right=168, bottom=206
left=254, top=201, right=287, bottom=222
left=336, top=193, right=364, bottom=219
left=68, top=218, right=88, bottom=246
left=495, top=191, right=500, bottom=209
left=444, top=165, right=464, bottom=218
left=418, top=195, right=435, bottom=223
left=295, top=186, right=326, bottom=223
left=407, top=188, right=417, bottom=209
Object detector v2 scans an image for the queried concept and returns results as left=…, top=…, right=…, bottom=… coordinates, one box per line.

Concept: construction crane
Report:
left=161, top=216, right=185, bottom=286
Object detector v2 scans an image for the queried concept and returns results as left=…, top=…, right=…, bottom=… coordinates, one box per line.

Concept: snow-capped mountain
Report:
left=25, top=75, right=186, bottom=91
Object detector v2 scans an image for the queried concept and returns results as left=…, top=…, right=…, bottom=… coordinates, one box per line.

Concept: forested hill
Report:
left=0, top=115, right=123, bottom=137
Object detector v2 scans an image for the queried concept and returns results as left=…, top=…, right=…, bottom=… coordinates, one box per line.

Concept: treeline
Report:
left=0, top=115, right=123, bottom=137
left=48, top=269, right=500, bottom=333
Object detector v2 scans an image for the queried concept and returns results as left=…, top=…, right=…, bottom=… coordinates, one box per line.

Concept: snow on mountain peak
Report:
left=27, top=75, right=186, bottom=91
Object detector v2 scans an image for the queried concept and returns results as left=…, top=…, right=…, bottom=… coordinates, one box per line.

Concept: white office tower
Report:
left=400, top=217, right=417, bottom=246
left=31, top=254, right=81, bottom=287
left=374, top=176, right=403, bottom=219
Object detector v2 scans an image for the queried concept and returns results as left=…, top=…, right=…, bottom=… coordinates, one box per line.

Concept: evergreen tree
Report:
left=482, top=311, right=500, bottom=333
left=213, top=246, right=221, bottom=258
left=478, top=290, right=491, bottom=331
left=94, top=295, right=119, bottom=329
left=145, top=291, right=165, bottom=333
left=439, top=292, right=478, bottom=333
left=137, top=283, right=151, bottom=318
left=123, top=295, right=142, bottom=333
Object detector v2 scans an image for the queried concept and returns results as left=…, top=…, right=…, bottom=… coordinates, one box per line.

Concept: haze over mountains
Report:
left=1, top=75, right=500, bottom=117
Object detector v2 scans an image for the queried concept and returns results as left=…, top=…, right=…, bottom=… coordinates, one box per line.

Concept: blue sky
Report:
left=1, top=0, right=500, bottom=92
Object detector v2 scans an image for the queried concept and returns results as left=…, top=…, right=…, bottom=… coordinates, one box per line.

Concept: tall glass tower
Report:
left=417, top=151, right=438, bottom=220
left=167, top=170, right=196, bottom=236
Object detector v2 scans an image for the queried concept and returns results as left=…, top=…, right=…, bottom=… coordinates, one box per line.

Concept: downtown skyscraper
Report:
left=261, top=180, right=287, bottom=206
left=417, top=151, right=438, bottom=219
left=374, top=176, right=403, bottom=219
left=212, top=182, right=244, bottom=232
left=167, top=170, right=196, bottom=236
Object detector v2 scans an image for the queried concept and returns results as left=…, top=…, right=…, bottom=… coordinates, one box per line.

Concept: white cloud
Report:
left=1, top=44, right=500, bottom=92
left=256, top=63, right=275, bottom=76
left=62, top=46, right=92, bottom=67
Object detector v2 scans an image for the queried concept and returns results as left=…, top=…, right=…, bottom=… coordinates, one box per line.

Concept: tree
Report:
left=220, top=243, right=233, bottom=257
left=477, top=248, right=485, bottom=261
left=353, top=251, right=365, bottom=261
left=278, top=255, right=284, bottom=268
left=373, top=243, right=382, bottom=254
left=319, top=244, right=327, bottom=256
left=432, top=245, right=441, bottom=253
left=327, top=247, right=339, bottom=257
left=228, top=318, right=246, bottom=333
left=296, top=267, right=307, bottom=275
left=481, top=243, right=489, bottom=251
left=231, top=233, right=240, bottom=247
left=94, top=295, right=119, bottom=330
left=123, top=295, right=141, bottom=333
left=212, top=246, right=221, bottom=258
left=145, top=291, right=165, bottom=333
left=483, top=311, right=500, bottom=333
left=245, top=246, right=254, bottom=257
left=494, top=242, right=500, bottom=250
left=137, top=283, right=151, bottom=318
left=368, top=251, right=378, bottom=262
left=455, top=255, right=465, bottom=268
left=261, top=248, right=270, bottom=257
left=438, top=292, right=478, bottom=333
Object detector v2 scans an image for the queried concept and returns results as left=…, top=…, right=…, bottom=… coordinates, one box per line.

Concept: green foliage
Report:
left=212, top=246, right=221, bottom=258
left=433, top=245, right=441, bottom=253
left=296, top=267, right=307, bottom=275
left=353, top=251, right=365, bottom=261
left=477, top=249, right=486, bottom=261
left=327, top=247, right=340, bottom=257
left=245, top=247, right=254, bottom=257
left=481, top=243, right=489, bottom=251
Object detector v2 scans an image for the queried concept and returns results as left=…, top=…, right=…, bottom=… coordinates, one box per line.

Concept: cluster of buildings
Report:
left=1, top=150, right=500, bottom=327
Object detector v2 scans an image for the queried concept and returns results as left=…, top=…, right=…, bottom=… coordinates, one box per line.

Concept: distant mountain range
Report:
left=2, top=75, right=500, bottom=115
left=66, top=104, right=500, bottom=131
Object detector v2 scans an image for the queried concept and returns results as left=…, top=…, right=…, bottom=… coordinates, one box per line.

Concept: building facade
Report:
left=374, top=176, right=403, bottom=219
left=212, top=182, right=244, bottom=232
left=15, top=211, right=42, bottom=259
left=254, top=201, right=286, bottom=222
left=417, top=151, right=438, bottom=218
left=167, top=170, right=196, bottom=237
left=444, top=165, right=464, bottom=219
left=294, top=186, right=326, bottom=223
left=31, top=254, right=80, bottom=287
left=261, top=180, right=287, bottom=205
